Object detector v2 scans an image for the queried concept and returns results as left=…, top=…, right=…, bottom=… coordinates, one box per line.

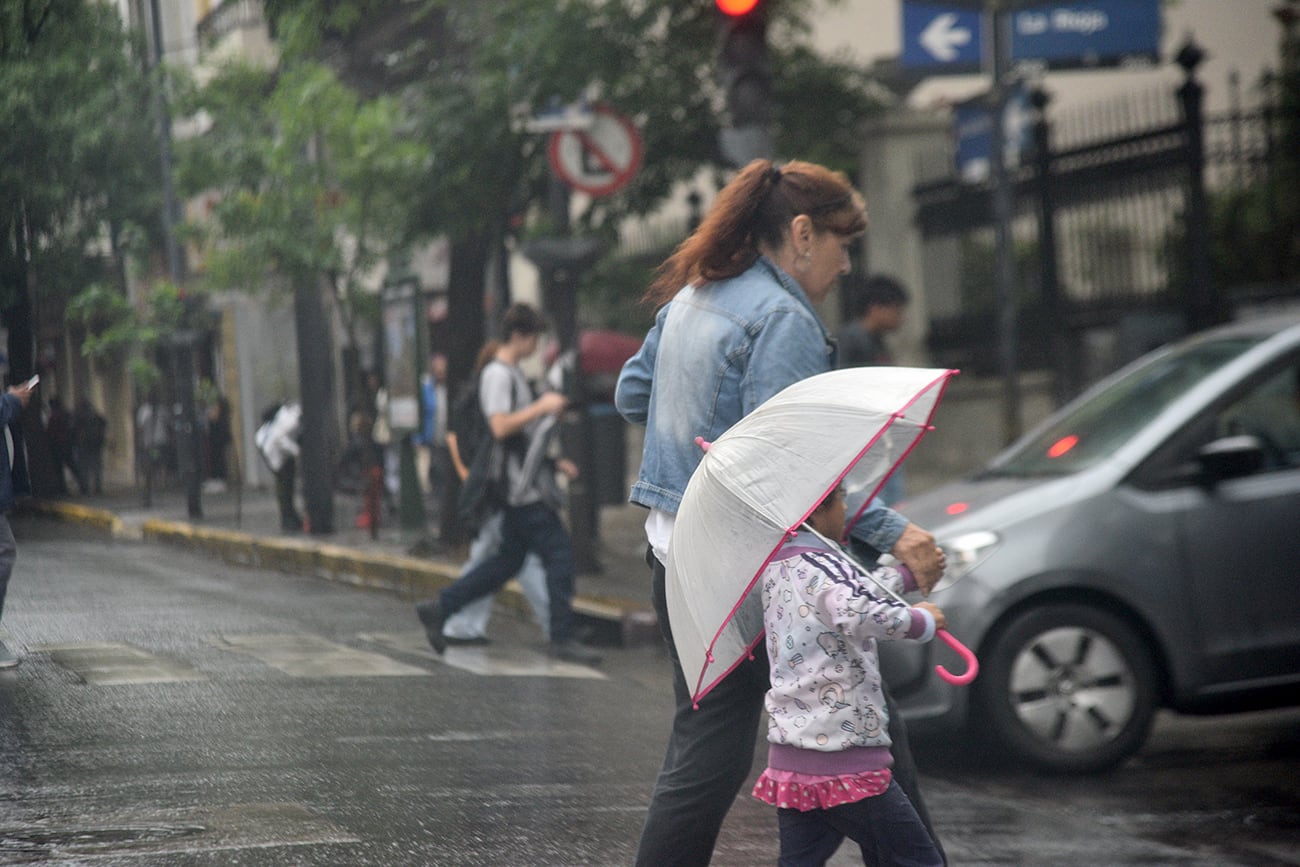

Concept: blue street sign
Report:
left=953, top=83, right=1032, bottom=183
left=902, top=3, right=981, bottom=70
left=902, top=0, right=1162, bottom=74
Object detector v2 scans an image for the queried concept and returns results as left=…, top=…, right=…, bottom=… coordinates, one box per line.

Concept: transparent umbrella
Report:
left=665, top=367, right=977, bottom=705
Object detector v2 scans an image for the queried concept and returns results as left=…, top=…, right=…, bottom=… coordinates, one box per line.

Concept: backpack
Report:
left=454, top=366, right=527, bottom=532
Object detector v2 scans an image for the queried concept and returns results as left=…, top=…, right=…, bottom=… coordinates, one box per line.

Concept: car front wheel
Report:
left=975, top=603, right=1159, bottom=773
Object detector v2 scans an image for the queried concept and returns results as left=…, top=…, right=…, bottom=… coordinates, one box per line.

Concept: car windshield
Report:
left=984, top=336, right=1266, bottom=477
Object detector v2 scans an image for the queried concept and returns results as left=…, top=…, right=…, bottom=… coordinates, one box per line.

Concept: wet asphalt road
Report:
left=1, top=516, right=1297, bottom=866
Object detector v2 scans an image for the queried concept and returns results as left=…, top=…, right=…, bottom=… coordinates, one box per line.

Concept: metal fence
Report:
left=914, top=53, right=1297, bottom=393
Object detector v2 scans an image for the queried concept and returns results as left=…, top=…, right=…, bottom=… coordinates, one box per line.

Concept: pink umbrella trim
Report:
left=844, top=369, right=958, bottom=536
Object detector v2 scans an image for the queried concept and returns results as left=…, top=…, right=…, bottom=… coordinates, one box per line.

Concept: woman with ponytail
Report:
left=616, top=159, right=947, bottom=866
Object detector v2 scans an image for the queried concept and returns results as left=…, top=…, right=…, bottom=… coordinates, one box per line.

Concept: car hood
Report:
left=895, top=472, right=1094, bottom=541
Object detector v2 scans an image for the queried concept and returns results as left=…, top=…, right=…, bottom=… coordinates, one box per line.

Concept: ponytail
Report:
left=642, top=159, right=866, bottom=307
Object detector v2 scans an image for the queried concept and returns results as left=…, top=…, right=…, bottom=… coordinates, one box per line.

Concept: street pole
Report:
left=544, top=177, right=597, bottom=575
left=1031, top=86, right=1069, bottom=405
left=148, top=0, right=202, bottom=519
left=522, top=180, right=607, bottom=575
left=1176, top=40, right=1218, bottom=332
left=400, top=279, right=428, bottom=539
left=986, top=1, right=1022, bottom=444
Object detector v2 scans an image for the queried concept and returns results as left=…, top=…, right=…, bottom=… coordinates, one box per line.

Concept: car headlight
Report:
left=933, top=530, right=1001, bottom=593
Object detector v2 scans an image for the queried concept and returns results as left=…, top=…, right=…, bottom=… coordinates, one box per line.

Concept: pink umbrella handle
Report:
left=935, top=629, right=978, bottom=686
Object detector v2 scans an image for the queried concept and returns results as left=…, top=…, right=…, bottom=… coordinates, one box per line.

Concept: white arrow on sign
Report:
left=920, top=12, right=973, bottom=62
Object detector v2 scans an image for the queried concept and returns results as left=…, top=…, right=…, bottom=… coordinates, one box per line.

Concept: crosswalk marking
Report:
left=34, top=633, right=607, bottom=683
left=360, top=631, right=607, bottom=680
left=208, top=633, right=430, bottom=677
left=35, top=642, right=207, bottom=685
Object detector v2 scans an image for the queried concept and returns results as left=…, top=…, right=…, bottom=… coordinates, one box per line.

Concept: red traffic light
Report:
left=716, top=0, right=760, bottom=16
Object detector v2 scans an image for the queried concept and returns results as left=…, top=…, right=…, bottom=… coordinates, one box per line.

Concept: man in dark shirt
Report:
left=837, top=274, right=910, bottom=368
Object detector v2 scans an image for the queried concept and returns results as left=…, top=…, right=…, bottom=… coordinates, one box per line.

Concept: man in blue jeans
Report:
left=415, top=304, right=601, bottom=665
left=0, top=378, right=35, bottom=669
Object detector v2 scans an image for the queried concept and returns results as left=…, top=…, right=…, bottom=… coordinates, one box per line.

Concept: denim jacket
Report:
left=615, top=257, right=907, bottom=553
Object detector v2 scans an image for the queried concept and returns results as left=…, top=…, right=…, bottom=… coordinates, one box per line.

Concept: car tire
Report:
left=975, top=603, right=1158, bottom=773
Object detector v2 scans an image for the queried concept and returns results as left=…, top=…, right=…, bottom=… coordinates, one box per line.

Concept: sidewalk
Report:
left=20, top=483, right=660, bottom=647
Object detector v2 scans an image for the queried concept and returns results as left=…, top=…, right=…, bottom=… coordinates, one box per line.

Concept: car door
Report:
left=1168, top=355, right=1300, bottom=691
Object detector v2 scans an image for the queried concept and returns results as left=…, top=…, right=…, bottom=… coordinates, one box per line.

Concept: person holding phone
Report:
left=0, top=376, right=36, bottom=668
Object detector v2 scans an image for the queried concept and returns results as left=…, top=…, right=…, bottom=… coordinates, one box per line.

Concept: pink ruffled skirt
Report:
left=753, top=767, right=892, bottom=811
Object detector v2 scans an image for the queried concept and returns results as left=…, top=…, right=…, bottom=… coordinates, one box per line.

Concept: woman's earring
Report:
left=795, top=249, right=812, bottom=273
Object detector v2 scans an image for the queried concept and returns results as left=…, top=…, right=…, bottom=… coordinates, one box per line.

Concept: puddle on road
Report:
left=0, top=802, right=357, bottom=859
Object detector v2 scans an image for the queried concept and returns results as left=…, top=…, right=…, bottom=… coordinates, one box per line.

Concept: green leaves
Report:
left=1, top=0, right=160, bottom=299
left=177, top=56, right=430, bottom=291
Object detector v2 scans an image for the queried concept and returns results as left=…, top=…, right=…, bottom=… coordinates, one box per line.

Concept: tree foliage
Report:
left=0, top=0, right=159, bottom=315
left=173, top=55, right=430, bottom=346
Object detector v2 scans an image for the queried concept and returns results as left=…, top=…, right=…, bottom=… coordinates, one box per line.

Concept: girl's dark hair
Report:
left=643, top=159, right=867, bottom=306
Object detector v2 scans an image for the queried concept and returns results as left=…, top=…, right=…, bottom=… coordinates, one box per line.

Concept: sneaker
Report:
left=415, top=600, right=447, bottom=655
left=0, top=640, right=20, bottom=670
left=548, top=639, right=602, bottom=665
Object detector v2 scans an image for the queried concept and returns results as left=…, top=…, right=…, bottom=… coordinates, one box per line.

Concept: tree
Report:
left=266, top=0, right=888, bottom=387
left=187, top=0, right=886, bottom=537
left=0, top=0, right=162, bottom=493
left=174, top=49, right=430, bottom=534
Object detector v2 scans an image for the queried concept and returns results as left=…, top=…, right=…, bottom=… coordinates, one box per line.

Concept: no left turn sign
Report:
left=547, top=105, right=642, bottom=197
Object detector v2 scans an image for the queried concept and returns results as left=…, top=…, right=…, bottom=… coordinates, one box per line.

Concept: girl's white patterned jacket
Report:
left=760, top=532, right=936, bottom=776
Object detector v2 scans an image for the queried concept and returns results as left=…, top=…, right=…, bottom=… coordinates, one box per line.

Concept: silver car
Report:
left=885, top=313, right=1300, bottom=773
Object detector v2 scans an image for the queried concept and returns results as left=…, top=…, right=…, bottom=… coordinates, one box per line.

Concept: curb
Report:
left=24, top=499, right=655, bottom=647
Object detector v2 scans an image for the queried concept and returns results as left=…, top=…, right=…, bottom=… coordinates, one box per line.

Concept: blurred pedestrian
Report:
left=415, top=304, right=601, bottom=664
left=365, top=370, right=398, bottom=518
left=439, top=340, right=550, bottom=645
left=205, top=392, right=232, bottom=490
left=136, top=395, right=170, bottom=503
left=0, top=377, right=35, bottom=668
left=255, top=402, right=303, bottom=533
left=340, top=410, right=384, bottom=539
left=415, top=354, right=452, bottom=524
left=45, top=398, right=84, bottom=494
left=837, top=274, right=909, bottom=368
left=837, top=274, right=911, bottom=504
left=615, top=158, right=947, bottom=866
left=72, top=398, right=107, bottom=496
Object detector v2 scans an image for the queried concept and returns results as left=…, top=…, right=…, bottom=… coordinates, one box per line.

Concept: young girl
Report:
left=754, top=485, right=945, bottom=867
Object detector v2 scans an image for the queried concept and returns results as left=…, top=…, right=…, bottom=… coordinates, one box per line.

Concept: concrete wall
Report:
left=859, top=110, right=952, bottom=367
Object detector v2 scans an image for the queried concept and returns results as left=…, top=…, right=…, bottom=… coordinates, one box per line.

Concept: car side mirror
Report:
left=1196, top=434, right=1265, bottom=481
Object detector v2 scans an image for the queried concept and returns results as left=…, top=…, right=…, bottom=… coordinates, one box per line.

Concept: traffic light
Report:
left=716, top=0, right=770, bottom=128
left=716, top=0, right=760, bottom=14
left=715, top=0, right=773, bottom=165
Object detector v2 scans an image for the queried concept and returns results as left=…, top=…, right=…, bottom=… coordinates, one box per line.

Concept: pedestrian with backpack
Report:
left=415, top=304, right=601, bottom=664
left=438, top=339, right=551, bottom=645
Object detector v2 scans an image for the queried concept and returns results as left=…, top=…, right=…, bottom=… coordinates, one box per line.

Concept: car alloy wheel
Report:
left=977, top=603, right=1159, bottom=773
